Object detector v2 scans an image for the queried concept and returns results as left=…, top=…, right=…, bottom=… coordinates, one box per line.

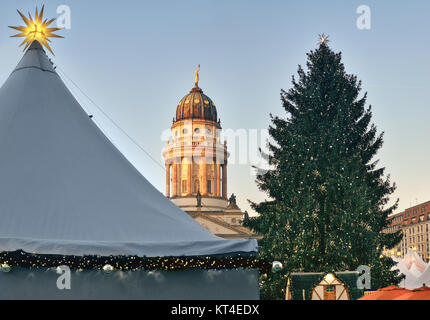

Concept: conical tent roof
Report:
left=412, top=263, right=430, bottom=288
left=392, top=260, right=417, bottom=289
left=402, top=248, right=426, bottom=272
left=409, top=262, right=423, bottom=278
left=0, top=41, right=257, bottom=257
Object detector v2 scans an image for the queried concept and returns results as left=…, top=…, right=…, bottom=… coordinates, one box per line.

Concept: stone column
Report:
left=166, top=163, right=170, bottom=198
left=222, top=163, right=227, bottom=199
left=178, top=159, right=182, bottom=195
left=172, top=162, right=177, bottom=197
left=216, top=163, right=221, bottom=197
left=187, top=160, right=192, bottom=196
left=202, top=159, right=207, bottom=196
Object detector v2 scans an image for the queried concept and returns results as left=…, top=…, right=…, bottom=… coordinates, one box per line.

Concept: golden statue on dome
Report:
left=194, top=64, right=200, bottom=87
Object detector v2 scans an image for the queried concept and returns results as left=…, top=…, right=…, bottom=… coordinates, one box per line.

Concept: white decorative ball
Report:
left=103, top=264, right=114, bottom=273
left=1, top=263, right=11, bottom=273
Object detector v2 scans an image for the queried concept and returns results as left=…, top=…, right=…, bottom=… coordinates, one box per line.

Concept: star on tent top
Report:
left=9, top=6, right=63, bottom=55
left=318, top=34, right=330, bottom=45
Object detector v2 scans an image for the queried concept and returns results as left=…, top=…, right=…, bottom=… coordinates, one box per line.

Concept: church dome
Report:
left=175, top=86, right=218, bottom=123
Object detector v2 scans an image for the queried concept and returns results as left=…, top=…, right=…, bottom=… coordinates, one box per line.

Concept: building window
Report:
left=324, top=286, right=336, bottom=300
left=207, top=180, right=212, bottom=194
left=182, top=180, right=187, bottom=193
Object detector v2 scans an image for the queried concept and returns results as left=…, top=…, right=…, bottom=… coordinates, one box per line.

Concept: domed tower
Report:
left=163, top=67, right=229, bottom=212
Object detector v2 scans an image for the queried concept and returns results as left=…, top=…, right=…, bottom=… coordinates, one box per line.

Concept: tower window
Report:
left=207, top=180, right=212, bottom=194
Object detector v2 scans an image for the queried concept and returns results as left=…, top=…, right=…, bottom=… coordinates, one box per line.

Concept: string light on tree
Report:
left=102, top=264, right=114, bottom=274
left=0, top=250, right=271, bottom=273
left=1, top=263, right=11, bottom=273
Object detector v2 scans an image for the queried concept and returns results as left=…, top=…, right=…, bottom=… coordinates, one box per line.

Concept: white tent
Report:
left=402, top=249, right=426, bottom=272
left=413, top=263, right=430, bottom=288
left=390, top=255, right=401, bottom=263
left=391, top=249, right=430, bottom=289
left=0, top=41, right=260, bottom=299
left=392, top=259, right=417, bottom=289
left=409, top=262, right=423, bottom=279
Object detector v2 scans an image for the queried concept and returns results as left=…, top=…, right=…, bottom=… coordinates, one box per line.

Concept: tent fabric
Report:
left=402, top=248, right=426, bottom=272
left=0, top=41, right=258, bottom=258
left=358, top=286, right=409, bottom=300
left=392, top=260, right=417, bottom=289
left=409, top=262, right=423, bottom=279
left=359, top=286, right=430, bottom=300
left=393, top=286, right=430, bottom=300
left=391, top=249, right=430, bottom=289
left=409, top=263, right=430, bottom=289
left=0, top=267, right=260, bottom=300
left=390, top=255, right=401, bottom=263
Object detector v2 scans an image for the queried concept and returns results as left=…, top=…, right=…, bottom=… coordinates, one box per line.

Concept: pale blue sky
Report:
left=0, top=0, right=429, bottom=215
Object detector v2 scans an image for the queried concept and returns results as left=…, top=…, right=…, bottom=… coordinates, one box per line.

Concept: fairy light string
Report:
left=0, top=250, right=270, bottom=273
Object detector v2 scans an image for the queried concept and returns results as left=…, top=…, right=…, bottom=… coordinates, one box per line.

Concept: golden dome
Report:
left=175, top=86, right=218, bottom=123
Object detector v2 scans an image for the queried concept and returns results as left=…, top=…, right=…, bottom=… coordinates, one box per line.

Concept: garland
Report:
left=0, top=250, right=271, bottom=273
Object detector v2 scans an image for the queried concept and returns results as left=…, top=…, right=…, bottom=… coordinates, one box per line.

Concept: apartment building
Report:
left=383, top=201, right=430, bottom=262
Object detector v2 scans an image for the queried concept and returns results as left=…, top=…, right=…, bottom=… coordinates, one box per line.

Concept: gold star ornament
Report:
left=9, top=6, right=63, bottom=55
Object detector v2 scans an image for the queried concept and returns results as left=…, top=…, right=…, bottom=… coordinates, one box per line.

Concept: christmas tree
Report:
left=245, top=35, right=403, bottom=300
